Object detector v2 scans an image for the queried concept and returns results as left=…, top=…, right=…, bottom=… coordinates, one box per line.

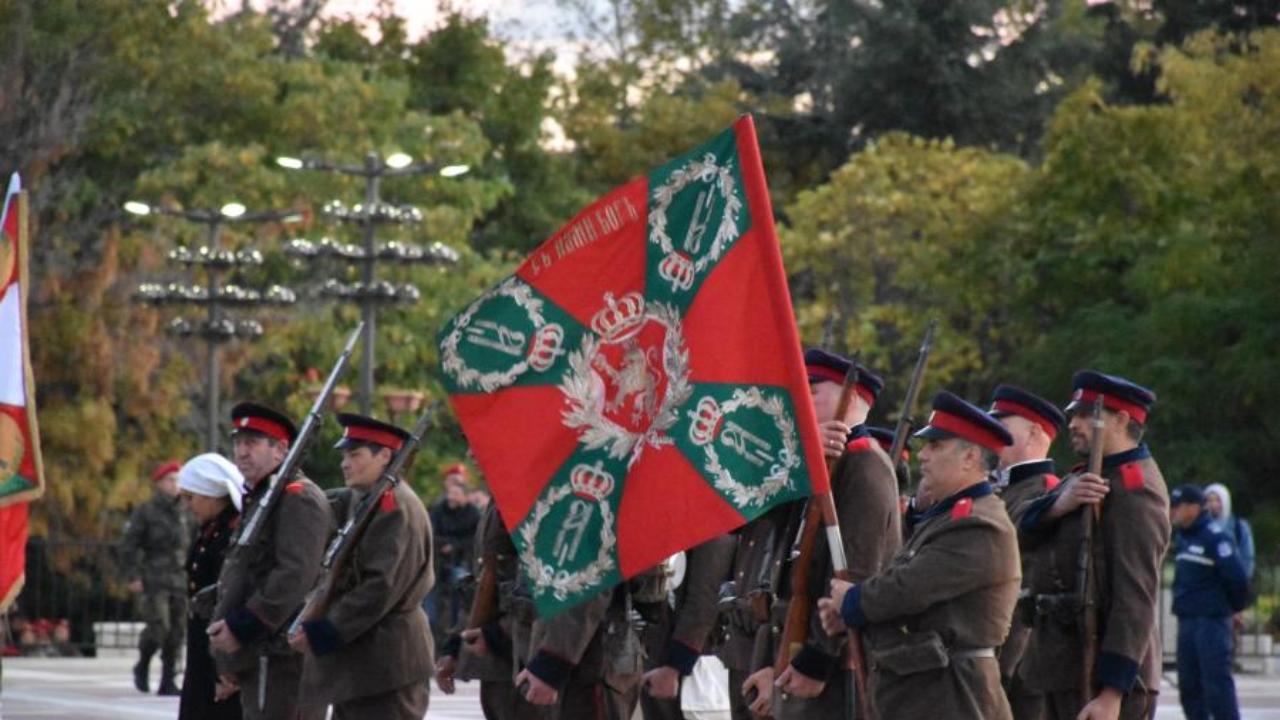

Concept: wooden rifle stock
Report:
left=774, top=358, right=871, bottom=719
left=288, top=402, right=439, bottom=638
left=1078, top=395, right=1106, bottom=705
left=467, top=551, right=500, bottom=631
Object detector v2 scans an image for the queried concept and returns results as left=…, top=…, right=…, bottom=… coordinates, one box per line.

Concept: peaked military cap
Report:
left=804, top=348, right=885, bottom=406
left=1064, top=370, right=1157, bottom=424
left=1170, top=484, right=1206, bottom=507
left=988, top=385, right=1065, bottom=440
left=914, top=391, right=1013, bottom=453
left=229, top=402, right=299, bottom=443
left=334, top=413, right=410, bottom=452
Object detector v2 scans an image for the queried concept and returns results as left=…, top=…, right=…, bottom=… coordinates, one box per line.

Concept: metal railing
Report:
left=5, top=538, right=140, bottom=656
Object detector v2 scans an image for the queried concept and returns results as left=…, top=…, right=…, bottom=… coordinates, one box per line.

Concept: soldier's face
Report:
left=809, top=380, right=866, bottom=425
left=917, top=438, right=974, bottom=507
left=996, top=415, right=1036, bottom=469
left=232, top=434, right=288, bottom=485
left=340, top=445, right=392, bottom=488
left=155, top=473, right=180, bottom=498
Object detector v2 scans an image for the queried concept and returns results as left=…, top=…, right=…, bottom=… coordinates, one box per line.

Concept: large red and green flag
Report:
left=438, top=116, right=826, bottom=617
left=1, top=173, right=44, bottom=612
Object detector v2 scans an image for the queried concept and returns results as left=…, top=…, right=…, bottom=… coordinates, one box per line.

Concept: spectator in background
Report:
left=426, top=464, right=481, bottom=643
left=1205, top=484, right=1255, bottom=578
left=177, top=454, right=244, bottom=720
left=469, top=486, right=491, bottom=511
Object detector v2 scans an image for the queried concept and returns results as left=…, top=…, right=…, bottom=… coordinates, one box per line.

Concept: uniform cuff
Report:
left=442, top=633, right=463, bottom=659
left=840, top=585, right=869, bottom=629
left=224, top=607, right=269, bottom=645
left=1018, top=493, right=1060, bottom=533
left=663, top=638, right=702, bottom=676
left=790, top=643, right=836, bottom=683
left=527, top=649, right=576, bottom=690
left=481, top=619, right=512, bottom=659
left=302, top=618, right=344, bottom=657
left=1097, top=651, right=1139, bottom=693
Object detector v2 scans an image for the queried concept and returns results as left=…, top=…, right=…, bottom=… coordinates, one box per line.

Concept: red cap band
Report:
left=806, top=365, right=877, bottom=407
left=1073, top=389, right=1148, bottom=424
left=234, top=415, right=290, bottom=443
left=927, top=410, right=1008, bottom=453
left=993, top=399, right=1059, bottom=440
left=344, top=425, right=404, bottom=451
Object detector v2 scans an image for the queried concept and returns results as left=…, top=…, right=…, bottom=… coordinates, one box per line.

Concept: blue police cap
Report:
left=914, top=391, right=1013, bottom=453
left=1170, top=484, right=1206, bottom=507
left=1064, top=370, right=1157, bottom=424
left=988, top=385, right=1066, bottom=440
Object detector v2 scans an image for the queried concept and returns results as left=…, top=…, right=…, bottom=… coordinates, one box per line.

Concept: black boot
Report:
left=133, top=638, right=157, bottom=693
left=157, top=648, right=181, bottom=696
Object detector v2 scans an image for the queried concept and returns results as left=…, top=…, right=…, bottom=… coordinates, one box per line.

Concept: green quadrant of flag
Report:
left=439, top=116, right=826, bottom=617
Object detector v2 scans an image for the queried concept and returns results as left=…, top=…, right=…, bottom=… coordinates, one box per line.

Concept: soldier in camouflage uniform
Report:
left=122, top=459, right=194, bottom=696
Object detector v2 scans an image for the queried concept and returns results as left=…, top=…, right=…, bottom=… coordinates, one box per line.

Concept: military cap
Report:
left=334, top=413, right=410, bottom=452
left=988, top=385, right=1065, bottom=440
left=914, top=391, right=1013, bottom=453
left=804, top=348, right=885, bottom=406
left=1170, top=484, right=1206, bottom=507
left=150, top=460, right=182, bottom=483
left=1064, top=370, right=1157, bottom=424
left=229, top=402, right=299, bottom=443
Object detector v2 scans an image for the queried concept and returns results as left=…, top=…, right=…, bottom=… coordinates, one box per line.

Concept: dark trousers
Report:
left=236, top=653, right=323, bottom=720
left=1178, top=615, right=1241, bottom=720
left=332, top=681, right=429, bottom=720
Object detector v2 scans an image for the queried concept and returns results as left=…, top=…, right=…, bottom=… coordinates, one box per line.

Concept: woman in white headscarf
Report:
left=1205, top=483, right=1256, bottom=578
left=176, top=453, right=245, bottom=720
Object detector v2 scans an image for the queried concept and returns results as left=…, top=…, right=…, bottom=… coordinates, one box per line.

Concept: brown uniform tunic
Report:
left=716, top=502, right=798, bottom=720
left=1017, top=445, right=1170, bottom=720
left=214, top=473, right=333, bottom=720
left=996, top=459, right=1060, bottom=720
left=452, top=504, right=523, bottom=720
left=639, top=534, right=737, bottom=720
left=299, top=481, right=435, bottom=720
left=845, top=482, right=1021, bottom=720
left=517, top=584, right=643, bottom=720
left=769, top=431, right=903, bottom=720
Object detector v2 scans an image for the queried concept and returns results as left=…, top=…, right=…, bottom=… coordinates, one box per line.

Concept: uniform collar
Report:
left=845, top=424, right=870, bottom=443
left=1102, top=444, right=1150, bottom=471
left=1002, top=459, right=1055, bottom=488
left=915, top=481, right=993, bottom=524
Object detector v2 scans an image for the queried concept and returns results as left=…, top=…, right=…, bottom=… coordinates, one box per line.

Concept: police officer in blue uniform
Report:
left=1171, top=484, right=1250, bottom=720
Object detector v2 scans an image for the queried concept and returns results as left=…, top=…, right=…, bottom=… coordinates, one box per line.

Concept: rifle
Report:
left=1077, top=395, right=1106, bottom=705
left=888, top=319, right=938, bottom=491
left=288, top=401, right=440, bottom=638
left=773, top=356, right=871, bottom=720
left=220, top=323, right=363, bottom=610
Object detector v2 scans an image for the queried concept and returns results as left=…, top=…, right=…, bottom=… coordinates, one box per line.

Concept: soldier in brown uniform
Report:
left=717, top=503, right=796, bottom=720
left=819, top=391, right=1022, bottom=720
left=436, top=502, right=524, bottom=720
left=1016, top=371, right=1170, bottom=720
left=987, top=385, right=1066, bottom=720
left=743, top=350, right=902, bottom=719
left=208, top=403, right=333, bottom=720
left=511, top=582, right=644, bottom=719
left=638, top=535, right=736, bottom=720
left=289, top=413, right=435, bottom=720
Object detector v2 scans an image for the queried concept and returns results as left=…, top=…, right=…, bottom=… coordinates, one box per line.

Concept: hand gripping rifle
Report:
left=1077, top=395, right=1106, bottom=705
left=222, top=323, right=363, bottom=610
left=288, top=400, right=440, bottom=638
left=889, top=320, right=938, bottom=492
left=773, top=356, right=871, bottom=720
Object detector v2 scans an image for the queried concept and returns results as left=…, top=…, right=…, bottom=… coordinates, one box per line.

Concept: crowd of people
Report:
left=106, top=361, right=1262, bottom=720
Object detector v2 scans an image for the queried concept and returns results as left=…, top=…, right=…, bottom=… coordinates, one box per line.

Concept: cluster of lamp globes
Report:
left=128, top=151, right=469, bottom=332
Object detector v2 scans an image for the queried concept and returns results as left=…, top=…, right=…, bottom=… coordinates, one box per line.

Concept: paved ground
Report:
left=5, top=656, right=1280, bottom=719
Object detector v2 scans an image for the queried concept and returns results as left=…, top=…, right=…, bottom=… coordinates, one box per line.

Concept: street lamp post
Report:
left=129, top=201, right=301, bottom=451
left=277, top=152, right=466, bottom=414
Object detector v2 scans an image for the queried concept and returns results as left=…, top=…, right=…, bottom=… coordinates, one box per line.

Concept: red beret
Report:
left=151, top=460, right=182, bottom=482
